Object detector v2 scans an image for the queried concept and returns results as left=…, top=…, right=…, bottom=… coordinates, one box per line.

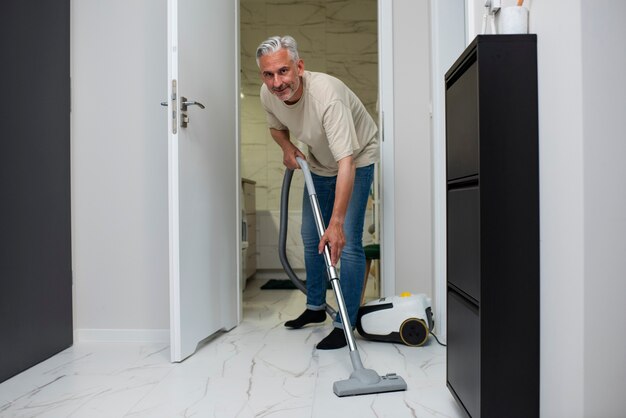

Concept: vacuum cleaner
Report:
left=279, top=157, right=407, bottom=397
left=356, top=293, right=434, bottom=346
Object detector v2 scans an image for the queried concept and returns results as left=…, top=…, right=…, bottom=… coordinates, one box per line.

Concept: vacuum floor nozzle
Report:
left=333, top=370, right=408, bottom=397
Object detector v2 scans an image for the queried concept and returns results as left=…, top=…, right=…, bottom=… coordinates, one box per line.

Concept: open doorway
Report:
left=238, top=0, right=381, bottom=301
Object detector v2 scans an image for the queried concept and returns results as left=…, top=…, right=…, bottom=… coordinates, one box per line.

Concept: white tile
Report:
left=0, top=279, right=464, bottom=418
left=0, top=344, right=172, bottom=418
left=266, top=2, right=325, bottom=27
left=3, top=374, right=161, bottom=418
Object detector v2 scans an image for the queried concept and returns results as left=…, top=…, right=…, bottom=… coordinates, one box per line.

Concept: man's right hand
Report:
left=269, top=128, right=306, bottom=170
left=282, top=145, right=306, bottom=170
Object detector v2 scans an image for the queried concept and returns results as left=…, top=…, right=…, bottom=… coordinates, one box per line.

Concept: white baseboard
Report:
left=74, top=328, right=169, bottom=343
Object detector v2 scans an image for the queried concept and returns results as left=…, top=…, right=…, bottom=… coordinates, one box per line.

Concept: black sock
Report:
left=316, top=327, right=347, bottom=350
left=284, top=309, right=326, bottom=329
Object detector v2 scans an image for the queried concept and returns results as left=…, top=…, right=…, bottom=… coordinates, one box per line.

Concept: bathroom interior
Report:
left=238, top=0, right=381, bottom=298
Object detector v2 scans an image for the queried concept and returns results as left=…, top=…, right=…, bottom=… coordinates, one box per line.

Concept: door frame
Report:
left=235, top=0, right=464, bottom=338
left=378, top=0, right=396, bottom=298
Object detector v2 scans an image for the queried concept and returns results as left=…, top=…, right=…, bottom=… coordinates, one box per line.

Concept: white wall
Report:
left=387, top=0, right=466, bottom=336
left=71, top=0, right=169, bottom=337
left=580, top=1, right=626, bottom=416
left=532, top=0, right=626, bottom=415
left=71, top=0, right=434, bottom=340
left=532, top=1, right=586, bottom=415
left=429, top=0, right=467, bottom=342
left=388, top=0, right=434, bottom=297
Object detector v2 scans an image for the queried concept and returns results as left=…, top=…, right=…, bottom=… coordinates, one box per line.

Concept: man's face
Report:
left=258, top=48, right=304, bottom=104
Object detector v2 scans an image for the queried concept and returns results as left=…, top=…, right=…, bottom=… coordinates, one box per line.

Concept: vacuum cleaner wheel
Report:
left=399, top=318, right=429, bottom=346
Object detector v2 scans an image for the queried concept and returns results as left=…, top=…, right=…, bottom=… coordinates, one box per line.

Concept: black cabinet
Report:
left=1, top=1, right=72, bottom=383
left=445, top=35, right=539, bottom=418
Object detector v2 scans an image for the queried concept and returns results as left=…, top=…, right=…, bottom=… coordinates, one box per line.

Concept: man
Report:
left=256, top=35, right=378, bottom=350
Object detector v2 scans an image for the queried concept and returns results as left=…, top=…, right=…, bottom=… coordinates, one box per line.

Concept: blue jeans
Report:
left=301, top=164, right=374, bottom=328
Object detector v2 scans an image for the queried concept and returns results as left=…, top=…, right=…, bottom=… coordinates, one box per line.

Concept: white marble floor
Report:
left=0, top=278, right=466, bottom=418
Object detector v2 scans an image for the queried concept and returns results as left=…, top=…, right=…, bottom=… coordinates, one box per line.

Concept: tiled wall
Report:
left=240, top=0, right=378, bottom=270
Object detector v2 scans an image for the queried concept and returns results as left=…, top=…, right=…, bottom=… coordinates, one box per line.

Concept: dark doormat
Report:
left=260, top=279, right=332, bottom=290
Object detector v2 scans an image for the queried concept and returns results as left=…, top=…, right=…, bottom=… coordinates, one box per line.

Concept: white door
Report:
left=167, top=0, right=240, bottom=362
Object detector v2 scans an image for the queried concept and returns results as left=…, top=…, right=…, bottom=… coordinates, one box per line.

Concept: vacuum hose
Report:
left=278, top=165, right=337, bottom=320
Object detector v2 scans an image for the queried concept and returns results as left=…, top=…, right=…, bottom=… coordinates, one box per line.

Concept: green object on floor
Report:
left=363, top=244, right=380, bottom=260
left=260, top=279, right=331, bottom=290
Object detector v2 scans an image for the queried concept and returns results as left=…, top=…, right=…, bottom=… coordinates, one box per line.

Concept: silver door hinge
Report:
left=171, top=79, right=178, bottom=134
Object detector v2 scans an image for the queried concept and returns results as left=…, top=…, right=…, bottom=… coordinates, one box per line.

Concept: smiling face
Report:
left=258, top=48, right=304, bottom=104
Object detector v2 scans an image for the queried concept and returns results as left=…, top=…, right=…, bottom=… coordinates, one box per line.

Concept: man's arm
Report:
left=270, top=128, right=306, bottom=170
left=318, top=155, right=355, bottom=266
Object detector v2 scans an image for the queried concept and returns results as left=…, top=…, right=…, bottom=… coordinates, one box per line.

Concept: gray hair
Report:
left=256, top=35, right=300, bottom=67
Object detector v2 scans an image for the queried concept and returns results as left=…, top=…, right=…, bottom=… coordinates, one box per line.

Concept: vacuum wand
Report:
left=279, top=167, right=337, bottom=320
left=302, top=163, right=357, bottom=352
left=295, top=157, right=407, bottom=397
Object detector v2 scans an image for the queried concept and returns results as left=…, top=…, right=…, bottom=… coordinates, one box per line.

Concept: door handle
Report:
left=181, top=97, right=205, bottom=111
left=163, top=99, right=205, bottom=109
